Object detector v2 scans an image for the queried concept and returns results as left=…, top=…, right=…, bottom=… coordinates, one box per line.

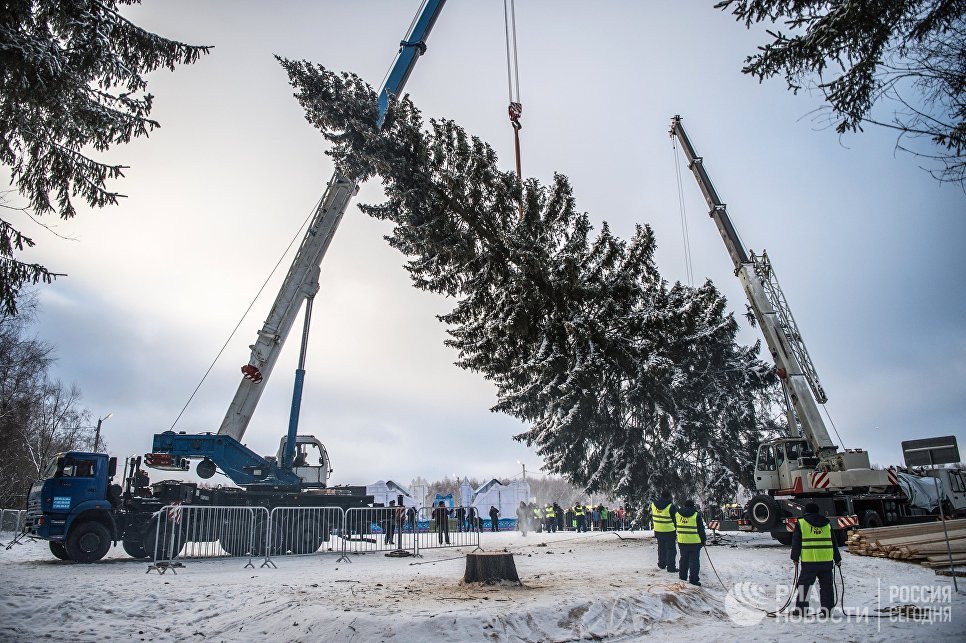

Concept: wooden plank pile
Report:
left=846, top=519, right=966, bottom=568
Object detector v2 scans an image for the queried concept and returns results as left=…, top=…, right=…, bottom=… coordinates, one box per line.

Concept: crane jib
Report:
left=157, top=1, right=450, bottom=488
left=669, top=115, right=838, bottom=458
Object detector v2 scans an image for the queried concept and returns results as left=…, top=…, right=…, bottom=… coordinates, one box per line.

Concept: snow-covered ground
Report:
left=1, top=529, right=962, bottom=642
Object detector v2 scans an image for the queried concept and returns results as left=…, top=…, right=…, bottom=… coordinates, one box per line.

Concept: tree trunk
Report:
left=463, top=551, right=520, bottom=584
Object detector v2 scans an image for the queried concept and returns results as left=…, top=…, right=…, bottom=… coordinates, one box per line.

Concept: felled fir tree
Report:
left=278, top=58, right=775, bottom=506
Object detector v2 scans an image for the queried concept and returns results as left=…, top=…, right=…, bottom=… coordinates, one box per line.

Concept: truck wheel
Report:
left=143, top=516, right=183, bottom=560
left=285, top=525, right=322, bottom=555
left=219, top=517, right=256, bottom=556
left=122, top=538, right=148, bottom=559
left=770, top=529, right=792, bottom=546
left=860, top=509, right=883, bottom=529
left=748, top=495, right=780, bottom=532
left=65, top=521, right=111, bottom=563
left=49, top=541, right=71, bottom=561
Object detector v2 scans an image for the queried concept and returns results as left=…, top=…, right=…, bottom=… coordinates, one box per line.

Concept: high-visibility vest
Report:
left=675, top=512, right=701, bottom=544
left=651, top=502, right=675, bottom=533
left=574, top=506, right=584, bottom=516
left=534, top=507, right=543, bottom=519
left=601, top=508, right=608, bottom=520
left=545, top=506, right=555, bottom=518
left=799, top=517, right=834, bottom=563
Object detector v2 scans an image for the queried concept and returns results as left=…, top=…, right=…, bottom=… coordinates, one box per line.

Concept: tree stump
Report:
left=463, top=551, right=520, bottom=584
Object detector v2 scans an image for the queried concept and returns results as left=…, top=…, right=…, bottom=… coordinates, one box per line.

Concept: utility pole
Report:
left=94, top=412, right=113, bottom=452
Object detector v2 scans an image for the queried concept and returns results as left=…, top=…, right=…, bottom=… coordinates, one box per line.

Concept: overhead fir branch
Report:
left=0, top=0, right=211, bottom=314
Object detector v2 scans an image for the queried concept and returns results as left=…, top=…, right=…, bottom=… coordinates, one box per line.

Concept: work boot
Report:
left=667, top=568, right=678, bottom=573
left=690, top=580, right=701, bottom=587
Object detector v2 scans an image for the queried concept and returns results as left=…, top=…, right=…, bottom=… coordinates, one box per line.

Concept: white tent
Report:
left=468, top=478, right=531, bottom=521
left=366, top=480, right=419, bottom=508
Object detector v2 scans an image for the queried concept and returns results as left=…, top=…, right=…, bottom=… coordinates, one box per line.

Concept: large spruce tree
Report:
left=278, top=59, right=777, bottom=506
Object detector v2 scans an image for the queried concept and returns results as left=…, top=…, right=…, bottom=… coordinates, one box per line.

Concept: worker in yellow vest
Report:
left=675, top=498, right=706, bottom=586
left=533, top=504, right=544, bottom=533
left=574, top=503, right=586, bottom=532
left=650, top=490, right=678, bottom=573
left=544, top=503, right=556, bottom=533
left=791, top=502, right=842, bottom=616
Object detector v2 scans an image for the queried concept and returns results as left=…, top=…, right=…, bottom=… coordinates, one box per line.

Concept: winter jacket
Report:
left=651, top=498, right=677, bottom=528
left=790, top=512, right=842, bottom=565
left=674, top=506, right=706, bottom=545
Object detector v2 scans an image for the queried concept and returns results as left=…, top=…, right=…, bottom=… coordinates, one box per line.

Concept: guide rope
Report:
left=503, top=0, right=524, bottom=221
left=169, top=195, right=322, bottom=430
left=671, top=135, right=695, bottom=286
left=820, top=403, right=848, bottom=451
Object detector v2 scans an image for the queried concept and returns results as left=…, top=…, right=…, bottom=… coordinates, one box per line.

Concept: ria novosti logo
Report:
left=725, top=582, right=770, bottom=626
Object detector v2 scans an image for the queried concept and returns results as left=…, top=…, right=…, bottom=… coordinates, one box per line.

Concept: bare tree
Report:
left=717, top=0, right=966, bottom=184
left=0, top=292, right=92, bottom=507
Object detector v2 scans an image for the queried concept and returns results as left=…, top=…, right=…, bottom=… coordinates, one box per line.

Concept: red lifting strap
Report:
left=508, top=101, right=522, bottom=129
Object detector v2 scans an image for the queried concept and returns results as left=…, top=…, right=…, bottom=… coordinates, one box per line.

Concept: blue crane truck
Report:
left=22, top=0, right=448, bottom=563
left=24, top=448, right=370, bottom=562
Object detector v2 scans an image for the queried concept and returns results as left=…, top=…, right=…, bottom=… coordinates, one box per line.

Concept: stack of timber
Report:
left=846, top=519, right=966, bottom=568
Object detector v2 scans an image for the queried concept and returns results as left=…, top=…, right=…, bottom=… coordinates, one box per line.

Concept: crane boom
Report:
left=218, top=0, right=448, bottom=443
left=668, top=115, right=838, bottom=460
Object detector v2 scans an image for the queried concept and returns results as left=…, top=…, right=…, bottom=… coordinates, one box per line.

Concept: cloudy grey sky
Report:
left=14, top=1, right=966, bottom=489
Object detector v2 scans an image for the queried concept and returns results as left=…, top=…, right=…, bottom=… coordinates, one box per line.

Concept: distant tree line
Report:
left=0, top=293, right=93, bottom=508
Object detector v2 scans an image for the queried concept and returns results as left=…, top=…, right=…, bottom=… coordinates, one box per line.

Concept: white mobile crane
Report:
left=668, top=115, right=940, bottom=544
left=145, top=2, right=447, bottom=490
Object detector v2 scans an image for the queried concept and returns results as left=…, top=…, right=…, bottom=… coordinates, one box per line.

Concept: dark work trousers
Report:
left=795, top=563, right=835, bottom=611
left=384, top=519, right=395, bottom=544
left=678, top=543, right=702, bottom=585
left=436, top=520, right=450, bottom=544
left=656, top=532, right=677, bottom=570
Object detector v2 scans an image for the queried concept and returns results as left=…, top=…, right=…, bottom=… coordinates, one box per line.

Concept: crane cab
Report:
left=277, top=436, right=331, bottom=488
left=754, top=438, right=817, bottom=493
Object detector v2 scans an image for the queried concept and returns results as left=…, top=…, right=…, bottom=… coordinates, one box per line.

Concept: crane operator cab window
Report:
left=783, top=440, right=812, bottom=463
left=293, top=446, right=308, bottom=468
left=756, top=445, right=777, bottom=472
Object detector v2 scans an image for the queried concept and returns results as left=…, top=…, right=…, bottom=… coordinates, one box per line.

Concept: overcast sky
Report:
left=13, top=1, right=965, bottom=490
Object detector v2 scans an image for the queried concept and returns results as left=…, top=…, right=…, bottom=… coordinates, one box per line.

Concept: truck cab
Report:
left=26, top=452, right=119, bottom=561
left=923, top=468, right=966, bottom=517
left=26, top=452, right=164, bottom=562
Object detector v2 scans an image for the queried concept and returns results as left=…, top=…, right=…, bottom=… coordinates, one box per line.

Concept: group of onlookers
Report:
left=521, top=501, right=628, bottom=534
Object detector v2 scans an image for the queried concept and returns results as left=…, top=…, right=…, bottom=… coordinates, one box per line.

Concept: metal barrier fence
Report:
left=413, top=506, right=481, bottom=553
left=340, top=506, right=417, bottom=560
left=149, top=504, right=486, bottom=569
left=0, top=509, right=26, bottom=533
left=150, top=505, right=267, bottom=567
left=267, top=506, right=344, bottom=564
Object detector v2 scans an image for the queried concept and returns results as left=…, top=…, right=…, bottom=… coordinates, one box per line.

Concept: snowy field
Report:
left=1, top=529, right=962, bottom=642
